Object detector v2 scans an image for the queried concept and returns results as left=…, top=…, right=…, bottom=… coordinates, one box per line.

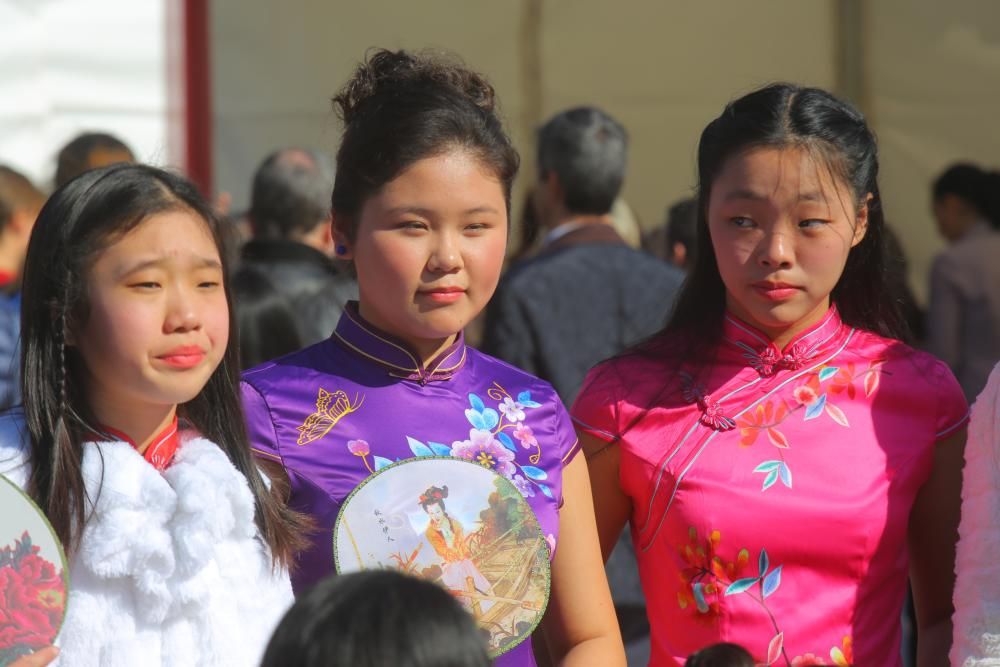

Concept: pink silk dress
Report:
left=572, top=308, right=968, bottom=666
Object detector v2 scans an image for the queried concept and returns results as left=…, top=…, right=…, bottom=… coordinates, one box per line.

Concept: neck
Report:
left=90, top=400, right=177, bottom=454
left=410, top=334, right=459, bottom=368
left=546, top=211, right=612, bottom=232
left=956, top=217, right=985, bottom=240
left=356, top=301, right=459, bottom=368
left=730, top=298, right=831, bottom=350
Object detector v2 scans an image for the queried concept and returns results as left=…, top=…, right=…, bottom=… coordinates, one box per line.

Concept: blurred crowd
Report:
left=1, top=88, right=998, bottom=667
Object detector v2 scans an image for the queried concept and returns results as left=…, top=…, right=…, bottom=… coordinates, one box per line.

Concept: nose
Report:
left=427, top=230, right=463, bottom=273
left=757, top=228, right=794, bottom=270
left=163, top=284, right=202, bottom=333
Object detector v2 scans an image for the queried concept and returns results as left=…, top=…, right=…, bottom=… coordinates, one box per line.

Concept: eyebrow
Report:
left=386, top=205, right=503, bottom=217
left=722, top=189, right=827, bottom=203
left=118, top=256, right=222, bottom=277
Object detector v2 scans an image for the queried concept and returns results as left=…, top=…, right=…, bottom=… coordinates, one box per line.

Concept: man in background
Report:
left=484, top=106, right=682, bottom=404
left=0, top=166, right=46, bottom=408
left=483, top=107, right=682, bottom=666
left=239, top=148, right=356, bottom=346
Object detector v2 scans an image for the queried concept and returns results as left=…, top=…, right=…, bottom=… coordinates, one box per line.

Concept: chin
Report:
left=413, top=314, right=472, bottom=339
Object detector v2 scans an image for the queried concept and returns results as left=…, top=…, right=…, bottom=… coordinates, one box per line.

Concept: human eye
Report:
left=194, top=268, right=224, bottom=289
left=729, top=216, right=755, bottom=229
left=798, top=219, right=829, bottom=229
left=397, top=220, right=429, bottom=232
left=128, top=279, right=161, bottom=290
left=464, top=221, right=494, bottom=233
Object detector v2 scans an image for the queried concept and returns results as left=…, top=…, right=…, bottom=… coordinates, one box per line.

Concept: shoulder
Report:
left=858, top=332, right=958, bottom=391
left=466, top=347, right=560, bottom=398
left=0, top=408, right=31, bottom=487
left=242, top=338, right=341, bottom=391
left=581, top=347, right=673, bottom=401
left=850, top=330, right=968, bottom=431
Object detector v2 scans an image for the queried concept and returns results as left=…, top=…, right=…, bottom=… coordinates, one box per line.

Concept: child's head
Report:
left=330, top=49, right=519, bottom=357
left=668, top=83, right=905, bottom=346
left=261, top=570, right=492, bottom=667
left=0, top=166, right=46, bottom=276
left=22, top=163, right=231, bottom=425
left=684, top=642, right=754, bottom=667
left=931, top=162, right=998, bottom=240
left=20, top=164, right=304, bottom=563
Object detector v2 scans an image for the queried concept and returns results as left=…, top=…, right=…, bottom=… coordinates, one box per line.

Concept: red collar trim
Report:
left=96, top=416, right=180, bottom=471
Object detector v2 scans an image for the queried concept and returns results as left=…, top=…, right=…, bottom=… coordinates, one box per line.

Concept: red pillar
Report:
left=183, top=0, right=212, bottom=197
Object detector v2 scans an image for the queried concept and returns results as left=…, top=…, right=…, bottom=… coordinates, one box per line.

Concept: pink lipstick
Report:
left=156, top=345, right=206, bottom=369
left=418, top=287, right=466, bottom=304
left=752, top=281, right=801, bottom=301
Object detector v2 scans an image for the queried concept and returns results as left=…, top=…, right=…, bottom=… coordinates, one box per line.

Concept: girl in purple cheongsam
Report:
left=241, top=49, right=624, bottom=667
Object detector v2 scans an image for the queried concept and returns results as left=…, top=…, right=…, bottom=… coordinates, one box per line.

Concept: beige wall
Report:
left=867, top=0, right=1000, bottom=301
left=212, top=0, right=1000, bottom=302
left=212, top=1, right=837, bottom=223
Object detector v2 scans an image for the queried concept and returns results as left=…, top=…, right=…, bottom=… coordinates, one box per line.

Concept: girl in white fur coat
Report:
left=0, top=164, right=307, bottom=666
left=952, top=361, right=1000, bottom=665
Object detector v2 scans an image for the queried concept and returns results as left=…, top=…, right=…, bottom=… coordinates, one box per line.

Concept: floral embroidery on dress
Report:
left=735, top=358, right=888, bottom=493
left=343, top=382, right=555, bottom=500
left=676, top=527, right=750, bottom=620
left=675, top=527, right=836, bottom=666
left=790, top=636, right=852, bottom=666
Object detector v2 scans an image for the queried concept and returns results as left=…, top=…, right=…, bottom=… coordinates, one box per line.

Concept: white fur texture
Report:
left=952, top=364, right=1000, bottom=666
left=0, top=412, right=293, bottom=666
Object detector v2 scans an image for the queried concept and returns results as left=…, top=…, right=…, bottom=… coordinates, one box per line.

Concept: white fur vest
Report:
left=952, top=363, right=1000, bottom=666
left=0, top=411, right=294, bottom=666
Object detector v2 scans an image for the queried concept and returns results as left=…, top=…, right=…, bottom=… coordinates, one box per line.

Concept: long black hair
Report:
left=656, top=83, right=907, bottom=362
left=19, top=163, right=307, bottom=564
left=261, top=570, right=492, bottom=667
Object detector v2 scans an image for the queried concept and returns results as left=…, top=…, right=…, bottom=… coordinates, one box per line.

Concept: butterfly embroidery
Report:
left=296, top=388, right=365, bottom=445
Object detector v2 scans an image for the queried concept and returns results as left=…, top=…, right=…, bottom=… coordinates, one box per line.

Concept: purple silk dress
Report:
left=242, top=304, right=580, bottom=666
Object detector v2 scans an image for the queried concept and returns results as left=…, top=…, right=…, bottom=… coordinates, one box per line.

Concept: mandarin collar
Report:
left=721, top=306, right=846, bottom=377
left=333, top=301, right=467, bottom=384
left=90, top=415, right=181, bottom=471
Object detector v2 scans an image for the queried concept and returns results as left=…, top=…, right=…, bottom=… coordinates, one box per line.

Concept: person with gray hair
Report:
left=239, top=148, right=357, bottom=348
left=483, top=107, right=682, bottom=665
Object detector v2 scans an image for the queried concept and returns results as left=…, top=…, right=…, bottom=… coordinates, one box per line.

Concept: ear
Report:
left=9, top=209, right=36, bottom=238
left=852, top=193, right=872, bottom=247
left=330, top=213, right=354, bottom=260
left=317, top=218, right=335, bottom=255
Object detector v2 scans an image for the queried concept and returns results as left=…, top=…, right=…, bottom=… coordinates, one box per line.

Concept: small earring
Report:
left=335, top=244, right=348, bottom=256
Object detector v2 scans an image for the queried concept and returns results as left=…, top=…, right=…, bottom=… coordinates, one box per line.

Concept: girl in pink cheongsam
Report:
left=573, top=84, right=968, bottom=666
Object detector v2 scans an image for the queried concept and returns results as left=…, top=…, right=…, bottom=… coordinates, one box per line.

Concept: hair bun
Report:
left=333, top=48, right=497, bottom=125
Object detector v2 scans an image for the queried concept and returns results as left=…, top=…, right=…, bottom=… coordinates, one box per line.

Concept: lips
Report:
left=752, top=281, right=801, bottom=301
left=156, top=345, right=206, bottom=369
left=418, top=286, right=466, bottom=304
